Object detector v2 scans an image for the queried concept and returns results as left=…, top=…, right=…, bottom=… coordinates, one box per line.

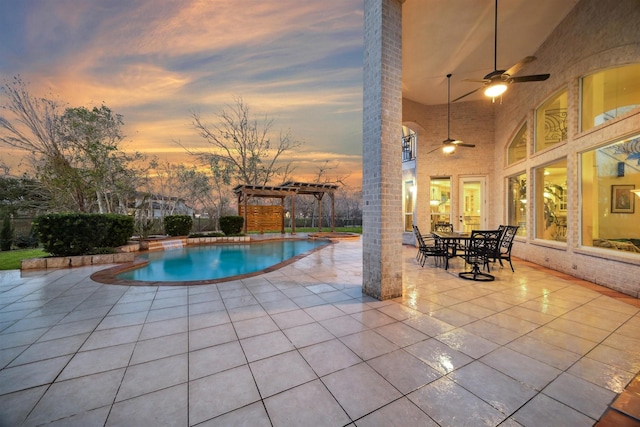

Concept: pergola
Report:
left=233, top=181, right=339, bottom=234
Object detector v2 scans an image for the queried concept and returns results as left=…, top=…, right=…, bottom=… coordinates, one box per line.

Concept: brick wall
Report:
left=363, top=0, right=404, bottom=299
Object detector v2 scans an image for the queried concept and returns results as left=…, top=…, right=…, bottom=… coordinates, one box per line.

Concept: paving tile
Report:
left=189, top=341, right=246, bottom=380
left=189, top=322, right=237, bottom=351
left=24, top=369, right=125, bottom=426
left=250, top=350, right=318, bottom=397
left=0, top=355, right=72, bottom=395
left=450, top=361, right=537, bottom=414
left=9, top=333, right=88, bottom=367
left=512, top=393, right=596, bottom=427
left=405, top=338, right=473, bottom=375
left=367, top=349, right=442, bottom=394
left=130, top=332, right=188, bottom=365
left=140, top=317, right=189, bottom=340
left=189, top=365, right=261, bottom=425
left=568, top=356, right=636, bottom=393
left=116, top=354, right=188, bottom=401
left=480, top=346, right=561, bottom=391
left=0, top=385, right=48, bottom=426
left=435, top=328, right=499, bottom=359
left=408, top=376, right=506, bottom=426
left=58, top=342, right=135, bottom=380
left=543, top=372, right=617, bottom=420
left=298, top=338, right=362, bottom=377
left=240, top=330, right=295, bottom=362
left=322, top=362, right=402, bottom=420
left=264, top=379, right=350, bottom=427
left=283, top=322, right=334, bottom=348
left=356, top=397, right=439, bottom=427
left=108, top=384, right=188, bottom=427
left=340, top=329, right=399, bottom=360
left=196, top=401, right=271, bottom=427
left=233, top=315, right=279, bottom=339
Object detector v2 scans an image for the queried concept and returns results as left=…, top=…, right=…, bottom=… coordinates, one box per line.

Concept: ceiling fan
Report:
left=453, top=0, right=550, bottom=102
left=443, top=73, right=475, bottom=153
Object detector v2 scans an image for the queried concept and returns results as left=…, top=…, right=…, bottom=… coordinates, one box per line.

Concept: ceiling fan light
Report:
left=484, top=82, right=507, bottom=97
left=442, top=145, right=456, bottom=154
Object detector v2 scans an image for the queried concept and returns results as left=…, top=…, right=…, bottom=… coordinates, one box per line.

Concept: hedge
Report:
left=219, top=215, right=244, bottom=235
left=33, top=213, right=134, bottom=256
left=164, top=215, right=193, bottom=236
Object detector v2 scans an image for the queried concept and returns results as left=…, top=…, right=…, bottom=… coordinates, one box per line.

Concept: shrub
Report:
left=164, top=215, right=193, bottom=236
left=219, top=216, right=244, bottom=235
left=33, top=213, right=134, bottom=256
left=0, top=214, right=14, bottom=251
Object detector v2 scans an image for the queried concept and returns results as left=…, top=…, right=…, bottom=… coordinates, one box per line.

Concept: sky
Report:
left=0, top=0, right=364, bottom=187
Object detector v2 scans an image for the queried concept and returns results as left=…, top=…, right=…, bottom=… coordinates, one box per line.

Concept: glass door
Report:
left=459, top=177, right=487, bottom=232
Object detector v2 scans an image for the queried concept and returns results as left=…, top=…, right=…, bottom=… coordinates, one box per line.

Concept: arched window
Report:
left=535, top=90, right=568, bottom=153
left=507, top=123, right=527, bottom=165
left=581, top=64, right=640, bottom=131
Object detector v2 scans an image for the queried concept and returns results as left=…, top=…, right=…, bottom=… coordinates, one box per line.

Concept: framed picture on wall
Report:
left=611, top=184, right=635, bottom=213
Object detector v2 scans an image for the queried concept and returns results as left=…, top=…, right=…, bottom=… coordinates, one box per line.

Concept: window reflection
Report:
left=535, top=159, right=567, bottom=241
left=581, top=135, right=640, bottom=254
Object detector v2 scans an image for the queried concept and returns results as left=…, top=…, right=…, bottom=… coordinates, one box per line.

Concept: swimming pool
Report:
left=113, top=239, right=330, bottom=283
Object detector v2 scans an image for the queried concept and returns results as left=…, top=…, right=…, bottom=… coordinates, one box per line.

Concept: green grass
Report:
left=0, top=248, right=49, bottom=270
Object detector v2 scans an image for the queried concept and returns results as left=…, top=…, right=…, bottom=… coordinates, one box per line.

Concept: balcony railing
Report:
left=402, top=134, right=416, bottom=162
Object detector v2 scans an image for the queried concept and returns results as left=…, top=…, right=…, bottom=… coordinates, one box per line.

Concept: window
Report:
left=534, top=159, right=567, bottom=241
left=582, top=64, right=640, bottom=131
left=430, top=177, right=451, bottom=229
left=403, top=180, right=415, bottom=232
left=507, top=172, right=527, bottom=236
left=535, top=90, right=568, bottom=152
left=507, top=124, right=527, bottom=165
left=580, top=134, right=640, bottom=254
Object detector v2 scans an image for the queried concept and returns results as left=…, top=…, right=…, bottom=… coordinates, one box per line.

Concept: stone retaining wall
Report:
left=20, top=236, right=250, bottom=270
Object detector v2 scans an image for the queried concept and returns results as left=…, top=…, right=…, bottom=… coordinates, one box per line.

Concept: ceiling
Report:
left=402, top=0, right=580, bottom=105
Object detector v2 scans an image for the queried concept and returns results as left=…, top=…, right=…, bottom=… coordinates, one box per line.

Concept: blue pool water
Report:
left=116, top=239, right=330, bottom=282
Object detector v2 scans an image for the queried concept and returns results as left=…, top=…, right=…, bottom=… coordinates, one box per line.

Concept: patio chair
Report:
left=433, top=222, right=453, bottom=233
left=494, top=225, right=519, bottom=272
left=413, top=225, right=446, bottom=267
left=459, top=229, right=502, bottom=281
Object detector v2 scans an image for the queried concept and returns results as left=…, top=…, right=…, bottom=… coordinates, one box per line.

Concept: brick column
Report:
left=362, top=0, right=403, bottom=300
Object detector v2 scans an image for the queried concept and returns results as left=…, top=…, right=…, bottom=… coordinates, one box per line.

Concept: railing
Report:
left=402, top=134, right=416, bottom=162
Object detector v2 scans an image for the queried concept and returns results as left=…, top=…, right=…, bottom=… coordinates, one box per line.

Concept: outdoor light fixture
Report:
left=484, top=82, right=507, bottom=98
left=442, top=144, right=456, bottom=154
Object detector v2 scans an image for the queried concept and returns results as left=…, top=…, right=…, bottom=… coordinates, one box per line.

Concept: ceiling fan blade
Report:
left=452, top=87, right=480, bottom=102
left=455, top=143, right=476, bottom=148
left=462, top=78, right=490, bottom=83
left=504, top=56, right=537, bottom=78
left=510, top=73, right=550, bottom=83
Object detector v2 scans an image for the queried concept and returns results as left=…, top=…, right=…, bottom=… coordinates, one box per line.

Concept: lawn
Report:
left=0, top=248, right=49, bottom=270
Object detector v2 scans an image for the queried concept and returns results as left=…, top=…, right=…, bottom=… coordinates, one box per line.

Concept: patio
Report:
left=1, top=238, right=639, bottom=426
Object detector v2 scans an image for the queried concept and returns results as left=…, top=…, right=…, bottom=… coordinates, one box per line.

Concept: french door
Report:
left=458, top=177, right=487, bottom=232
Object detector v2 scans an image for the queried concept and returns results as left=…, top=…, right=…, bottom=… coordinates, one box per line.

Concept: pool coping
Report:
left=90, top=236, right=338, bottom=287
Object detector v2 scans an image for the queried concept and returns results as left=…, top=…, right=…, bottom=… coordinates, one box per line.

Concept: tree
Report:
left=0, top=77, right=145, bottom=213
left=56, top=105, right=144, bottom=213
left=188, top=97, right=302, bottom=186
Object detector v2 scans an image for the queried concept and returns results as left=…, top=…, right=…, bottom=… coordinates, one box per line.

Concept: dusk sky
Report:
left=0, top=1, right=364, bottom=187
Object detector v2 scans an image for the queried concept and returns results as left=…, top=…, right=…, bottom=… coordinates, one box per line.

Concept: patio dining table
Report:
left=432, top=230, right=471, bottom=270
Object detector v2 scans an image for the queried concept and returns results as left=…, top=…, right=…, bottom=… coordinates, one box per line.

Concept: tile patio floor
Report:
left=1, top=238, right=639, bottom=426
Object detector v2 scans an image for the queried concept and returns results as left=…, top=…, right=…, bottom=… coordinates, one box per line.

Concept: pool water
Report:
left=116, top=239, right=330, bottom=282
